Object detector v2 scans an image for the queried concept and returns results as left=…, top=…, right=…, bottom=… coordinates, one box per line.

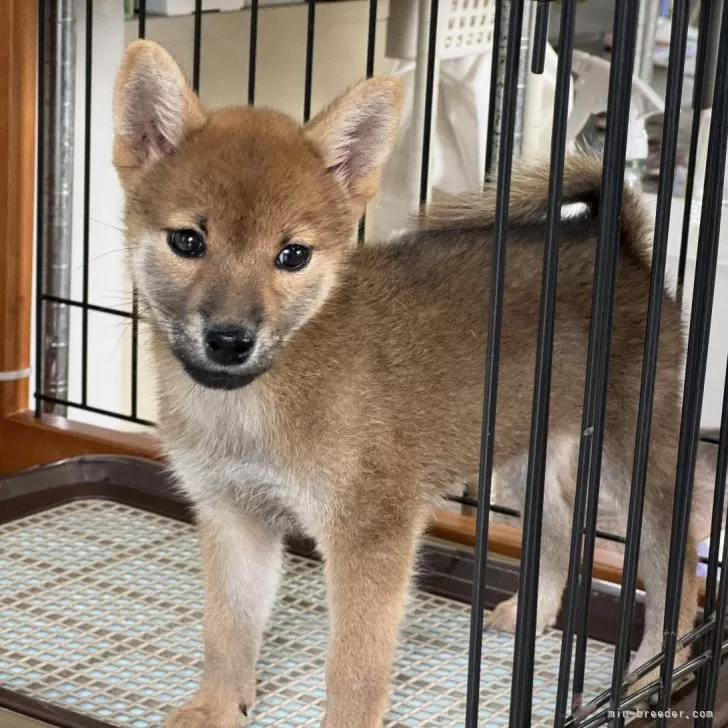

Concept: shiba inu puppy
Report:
left=113, top=40, right=697, bottom=728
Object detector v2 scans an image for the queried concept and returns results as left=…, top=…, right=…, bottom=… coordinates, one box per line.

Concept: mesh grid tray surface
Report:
left=1, top=500, right=617, bottom=727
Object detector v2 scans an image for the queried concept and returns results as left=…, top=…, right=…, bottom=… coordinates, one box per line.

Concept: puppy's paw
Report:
left=485, top=595, right=519, bottom=633
left=485, top=594, right=552, bottom=635
left=165, top=698, right=248, bottom=728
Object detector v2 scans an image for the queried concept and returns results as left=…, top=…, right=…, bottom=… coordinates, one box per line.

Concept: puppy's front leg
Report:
left=167, top=505, right=283, bottom=728
left=320, top=521, right=422, bottom=728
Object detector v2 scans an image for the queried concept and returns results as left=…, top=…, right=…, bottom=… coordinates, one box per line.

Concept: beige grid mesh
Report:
left=0, top=500, right=618, bottom=727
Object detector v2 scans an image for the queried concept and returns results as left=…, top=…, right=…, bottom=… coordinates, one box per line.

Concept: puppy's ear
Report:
left=113, top=40, right=205, bottom=185
left=304, top=77, right=403, bottom=212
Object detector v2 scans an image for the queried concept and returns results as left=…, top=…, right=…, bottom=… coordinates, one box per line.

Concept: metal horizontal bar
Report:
left=573, top=650, right=714, bottom=728
left=41, top=294, right=136, bottom=320
left=575, top=615, right=719, bottom=721
left=447, top=494, right=629, bottom=546
left=34, top=394, right=156, bottom=427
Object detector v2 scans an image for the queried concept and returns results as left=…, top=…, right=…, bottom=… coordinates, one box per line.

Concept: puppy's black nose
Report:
left=204, top=325, right=255, bottom=366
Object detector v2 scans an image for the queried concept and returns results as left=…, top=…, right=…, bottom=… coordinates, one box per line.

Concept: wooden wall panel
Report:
left=0, top=0, right=36, bottom=418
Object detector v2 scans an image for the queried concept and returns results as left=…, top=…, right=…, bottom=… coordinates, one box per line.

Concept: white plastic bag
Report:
left=370, top=44, right=570, bottom=241
left=371, top=54, right=492, bottom=240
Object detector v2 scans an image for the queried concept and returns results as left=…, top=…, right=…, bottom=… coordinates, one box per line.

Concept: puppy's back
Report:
left=281, top=155, right=681, bottom=492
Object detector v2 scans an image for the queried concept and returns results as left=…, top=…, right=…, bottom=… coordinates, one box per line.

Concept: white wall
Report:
left=66, top=0, right=130, bottom=429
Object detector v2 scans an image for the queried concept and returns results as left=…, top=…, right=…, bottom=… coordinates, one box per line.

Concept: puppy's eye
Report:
left=275, top=243, right=311, bottom=271
left=167, top=229, right=206, bottom=258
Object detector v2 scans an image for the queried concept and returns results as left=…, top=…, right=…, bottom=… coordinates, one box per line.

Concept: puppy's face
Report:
left=122, top=109, right=356, bottom=390
left=113, top=41, right=402, bottom=390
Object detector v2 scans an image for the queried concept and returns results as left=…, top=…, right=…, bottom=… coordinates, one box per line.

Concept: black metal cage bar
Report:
left=356, top=0, right=379, bottom=246
left=676, top=0, right=714, bottom=299
left=695, top=357, right=728, bottom=722
left=418, top=0, right=440, bottom=204
left=137, top=0, right=146, bottom=38
left=512, top=0, right=575, bottom=723
left=609, top=0, right=691, bottom=715
left=659, top=4, right=728, bottom=720
left=568, top=0, right=641, bottom=711
left=192, top=0, right=203, bottom=93
left=79, top=0, right=93, bottom=407
left=466, top=0, right=525, bottom=724
left=29, top=0, right=728, bottom=726
left=33, top=0, right=46, bottom=419
left=248, top=0, right=259, bottom=105
left=303, top=0, right=316, bottom=123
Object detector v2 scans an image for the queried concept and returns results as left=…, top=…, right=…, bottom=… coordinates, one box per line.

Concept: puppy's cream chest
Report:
left=161, top=383, right=329, bottom=532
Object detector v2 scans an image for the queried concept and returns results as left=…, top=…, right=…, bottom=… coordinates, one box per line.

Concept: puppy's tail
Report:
left=419, top=154, right=652, bottom=264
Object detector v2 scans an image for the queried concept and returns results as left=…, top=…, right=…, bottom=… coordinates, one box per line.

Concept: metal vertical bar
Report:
left=569, top=0, right=641, bottom=708
left=634, top=0, right=647, bottom=81
left=695, top=360, right=728, bottom=722
left=364, top=0, right=377, bottom=77
left=657, top=6, right=728, bottom=719
left=137, top=0, right=146, bottom=38
left=530, top=1, right=550, bottom=75
left=513, top=0, right=532, bottom=157
left=133, top=0, right=149, bottom=418
left=608, top=0, right=691, bottom=715
left=192, top=0, right=202, bottom=93
left=130, top=298, right=139, bottom=418
left=696, top=263, right=728, bottom=712
left=483, top=0, right=502, bottom=182
left=546, top=3, right=592, bottom=721
left=248, top=0, right=259, bottom=105
left=303, top=0, right=316, bottom=122
left=485, top=0, right=508, bottom=181
left=677, top=0, right=717, bottom=297
left=698, top=0, right=723, bottom=112
left=418, top=0, right=439, bottom=203
left=639, top=0, right=660, bottom=85
left=357, top=0, right=378, bottom=246
left=40, top=0, right=77, bottom=417
left=34, top=0, right=47, bottom=418
left=513, top=0, right=576, bottom=721
left=464, top=1, right=525, bottom=725
left=80, top=0, right=93, bottom=407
